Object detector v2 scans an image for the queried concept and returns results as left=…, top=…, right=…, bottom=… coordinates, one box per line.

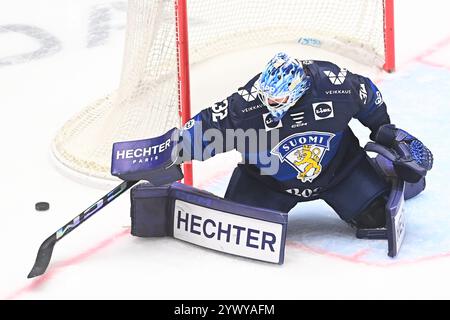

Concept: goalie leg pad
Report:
left=386, top=179, right=406, bottom=257
left=355, top=178, right=406, bottom=258
left=224, top=164, right=299, bottom=213
left=351, top=196, right=387, bottom=229
left=321, top=155, right=390, bottom=222
left=130, top=182, right=288, bottom=264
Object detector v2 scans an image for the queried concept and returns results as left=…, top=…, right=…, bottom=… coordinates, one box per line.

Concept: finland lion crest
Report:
left=271, top=132, right=335, bottom=182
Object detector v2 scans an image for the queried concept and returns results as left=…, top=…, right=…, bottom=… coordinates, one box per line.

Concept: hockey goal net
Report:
left=52, top=0, right=395, bottom=185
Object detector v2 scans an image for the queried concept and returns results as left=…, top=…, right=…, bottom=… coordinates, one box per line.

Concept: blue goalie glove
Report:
left=370, top=124, right=433, bottom=183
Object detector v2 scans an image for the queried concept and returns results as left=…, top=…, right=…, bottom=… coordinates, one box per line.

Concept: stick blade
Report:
left=27, top=236, right=57, bottom=278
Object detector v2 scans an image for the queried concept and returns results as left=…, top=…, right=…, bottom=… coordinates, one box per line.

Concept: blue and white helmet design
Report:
left=257, top=52, right=311, bottom=119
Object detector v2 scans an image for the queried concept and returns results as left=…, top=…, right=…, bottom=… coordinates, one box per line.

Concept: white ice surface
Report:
left=1, top=0, right=450, bottom=299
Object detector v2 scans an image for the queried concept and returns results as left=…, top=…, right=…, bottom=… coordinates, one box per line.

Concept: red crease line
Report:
left=286, top=240, right=450, bottom=267
left=4, top=228, right=130, bottom=300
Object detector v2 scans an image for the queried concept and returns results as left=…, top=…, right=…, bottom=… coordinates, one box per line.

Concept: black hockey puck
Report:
left=35, top=202, right=50, bottom=211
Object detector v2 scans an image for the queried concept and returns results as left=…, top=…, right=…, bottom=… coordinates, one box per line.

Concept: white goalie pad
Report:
left=386, top=179, right=406, bottom=257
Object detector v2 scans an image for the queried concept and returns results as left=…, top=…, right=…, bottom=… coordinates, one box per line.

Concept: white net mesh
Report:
left=52, top=0, right=388, bottom=181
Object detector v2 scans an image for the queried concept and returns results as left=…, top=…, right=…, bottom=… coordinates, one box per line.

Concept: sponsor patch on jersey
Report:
left=290, top=112, right=307, bottom=128
left=184, top=119, right=195, bottom=130
left=263, top=113, right=283, bottom=131
left=238, top=84, right=259, bottom=102
left=324, top=69, right=347, bottom=85
left=241, top=104, right=263, bottom=113
left=285, top=187, right=321, bottom=199
left=312, top=102, right=334, bottom=121
left=301, top=60, right=314, bottom=65
left=325, top=89, right=351, bottom=95
left=359, top=84, right=368, bottom=104
left=375, top=91, right=384, bottom=106
left=271, top=132, right=335, bottom=182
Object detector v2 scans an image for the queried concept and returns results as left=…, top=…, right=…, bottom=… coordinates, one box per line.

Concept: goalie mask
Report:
left=257, top=52, right=311, bottom=119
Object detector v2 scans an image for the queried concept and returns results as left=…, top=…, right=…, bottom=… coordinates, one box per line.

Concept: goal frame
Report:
left=175, top=0, right=396, bottom=185
left=51, top=0, right=396, bottom=188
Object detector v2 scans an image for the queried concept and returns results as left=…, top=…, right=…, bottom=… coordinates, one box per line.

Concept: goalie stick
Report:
left=28, top=128, right=184, bottom=278
left=27, top=180, right=138, bottom=278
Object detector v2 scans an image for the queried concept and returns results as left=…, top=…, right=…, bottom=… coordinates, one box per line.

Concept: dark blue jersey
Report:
left=180, top=60, right=390, bottom=193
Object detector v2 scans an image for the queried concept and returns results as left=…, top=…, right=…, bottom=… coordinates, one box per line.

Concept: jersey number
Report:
left=211, top=99, right=229, bottom=122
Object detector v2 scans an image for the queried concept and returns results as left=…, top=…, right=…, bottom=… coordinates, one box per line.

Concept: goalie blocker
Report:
left=111, top=127, right=183, bottom=185
left=130, top=182, right=288, bottom=264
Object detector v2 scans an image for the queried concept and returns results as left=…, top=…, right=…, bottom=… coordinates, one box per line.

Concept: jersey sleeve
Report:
left=177, top=83, right=253, bottom=162
left=350, top=74, right=391, bottom=134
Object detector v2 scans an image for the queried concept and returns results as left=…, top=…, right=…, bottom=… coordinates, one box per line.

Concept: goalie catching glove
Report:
left=111, top=128, right=184, bottom=185
left=369, top=124, right=433, bottom=183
